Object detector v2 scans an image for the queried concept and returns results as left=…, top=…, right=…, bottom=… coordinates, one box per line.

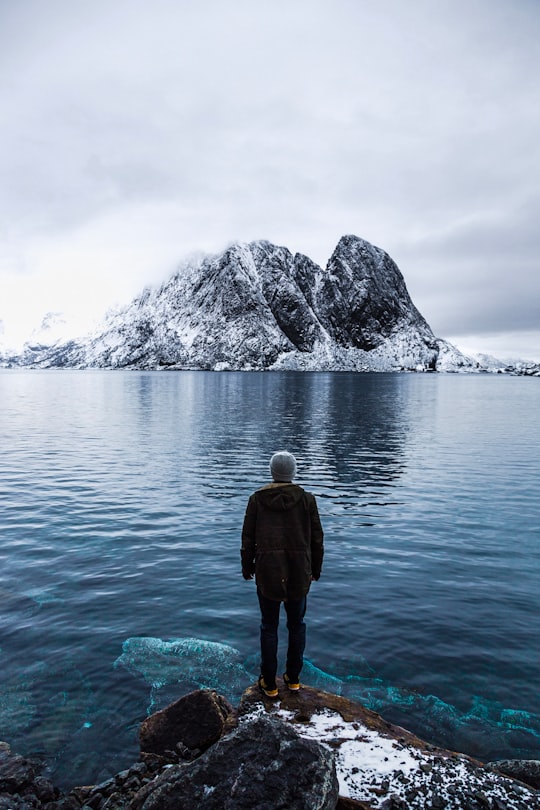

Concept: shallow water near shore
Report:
left=1, top=369, right=539, bottom=787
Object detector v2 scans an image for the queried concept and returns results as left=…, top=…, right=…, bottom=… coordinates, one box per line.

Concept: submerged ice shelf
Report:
left=114, top=636, right=540, bottom=759
left=3, top=634, right=539, bottom=759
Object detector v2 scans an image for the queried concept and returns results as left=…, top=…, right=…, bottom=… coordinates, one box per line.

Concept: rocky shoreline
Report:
left=2, top=684, right=539, bottom=809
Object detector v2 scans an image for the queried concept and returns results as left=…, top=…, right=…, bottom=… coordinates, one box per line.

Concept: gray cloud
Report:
left=1, top=0, right=539, bottom=358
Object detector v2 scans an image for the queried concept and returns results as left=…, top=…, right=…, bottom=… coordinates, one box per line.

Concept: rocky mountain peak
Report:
left=315, top=234, right=431, bottom=351
left=4, top=235, right=481, bottom=372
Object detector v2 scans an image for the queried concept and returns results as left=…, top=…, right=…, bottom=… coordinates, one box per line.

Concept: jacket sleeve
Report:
left=240, top=495, right=257, bottom=578
left=309, top=496, right=324, bottom=580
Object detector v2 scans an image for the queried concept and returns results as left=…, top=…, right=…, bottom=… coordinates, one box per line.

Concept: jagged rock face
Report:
left=315, top=235, right=434, bottom=350
left=14, top=235, right=469, bottom=372
left=250, top=242, right=324, bottom=352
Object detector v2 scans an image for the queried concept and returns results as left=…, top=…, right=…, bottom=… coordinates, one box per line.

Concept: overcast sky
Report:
left=1, top=0, right=539, bottom=359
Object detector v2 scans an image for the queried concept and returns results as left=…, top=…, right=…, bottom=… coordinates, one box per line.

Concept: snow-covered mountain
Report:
left=4, top=235, right=537, bottom=374
left=27, top=312, right=72, bottom=348
left=0, top=312, right=72, bottom=367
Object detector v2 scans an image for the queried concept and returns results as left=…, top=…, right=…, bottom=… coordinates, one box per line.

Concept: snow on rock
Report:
left=470, top=352, right=540, bottom=377
left=238, top=683, right=540, bottom=809
left=433, top=338, right=479, bottom=373
left=280, top=708, right=537, bottom=808
left=6, top=312, right=85, bottom=367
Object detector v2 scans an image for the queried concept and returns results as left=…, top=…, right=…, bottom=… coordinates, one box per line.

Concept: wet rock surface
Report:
left=0, top=741, right=60, bottom=808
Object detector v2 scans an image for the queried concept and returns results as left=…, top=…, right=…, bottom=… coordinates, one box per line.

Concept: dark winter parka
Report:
left=241, top=483, right=324, bottom=601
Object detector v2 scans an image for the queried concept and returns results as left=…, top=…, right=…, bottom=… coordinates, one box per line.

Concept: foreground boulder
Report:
left=138, top=688, right=235, bottom=760
left=130, top=714, right=339, bottom=810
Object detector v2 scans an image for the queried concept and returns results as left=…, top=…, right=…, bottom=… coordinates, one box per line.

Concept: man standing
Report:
left=241, top=451, right=324, bottom=698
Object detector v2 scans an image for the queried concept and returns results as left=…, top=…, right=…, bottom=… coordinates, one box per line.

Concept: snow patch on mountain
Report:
left=26, top=312, right=72, bottom=348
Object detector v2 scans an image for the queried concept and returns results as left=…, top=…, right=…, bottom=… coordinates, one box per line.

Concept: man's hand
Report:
left=243, top=573, right=254, bottom=580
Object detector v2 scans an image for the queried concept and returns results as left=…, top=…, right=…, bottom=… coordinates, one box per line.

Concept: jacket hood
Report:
left=256, top=483, right=305, bottom=511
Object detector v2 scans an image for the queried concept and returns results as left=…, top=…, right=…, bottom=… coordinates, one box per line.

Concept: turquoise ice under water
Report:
left=1, top=369, right=539, bottom=787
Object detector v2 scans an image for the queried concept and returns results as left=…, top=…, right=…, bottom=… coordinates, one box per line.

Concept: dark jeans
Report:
left=257, top=587, right=307, bottom=685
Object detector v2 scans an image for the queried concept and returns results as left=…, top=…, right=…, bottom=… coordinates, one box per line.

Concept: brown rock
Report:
left=239, top=679, right=447, bottom=753
left=139, top=688, right=235, bottom=758
left=336, top=797, right=372, bottom=809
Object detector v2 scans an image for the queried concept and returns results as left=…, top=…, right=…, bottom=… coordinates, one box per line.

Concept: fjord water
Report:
left=1, top=369, right=539, bottom=786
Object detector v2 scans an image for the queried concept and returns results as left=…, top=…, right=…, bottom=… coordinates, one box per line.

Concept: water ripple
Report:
left=1, top=370, right=539, bottom=786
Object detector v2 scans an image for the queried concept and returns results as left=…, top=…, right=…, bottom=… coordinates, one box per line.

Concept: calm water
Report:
left=1, top=369, right=539, bottom=787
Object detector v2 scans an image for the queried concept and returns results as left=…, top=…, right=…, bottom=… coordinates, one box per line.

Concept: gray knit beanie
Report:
left=270, top=451, right=297, bottom=482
